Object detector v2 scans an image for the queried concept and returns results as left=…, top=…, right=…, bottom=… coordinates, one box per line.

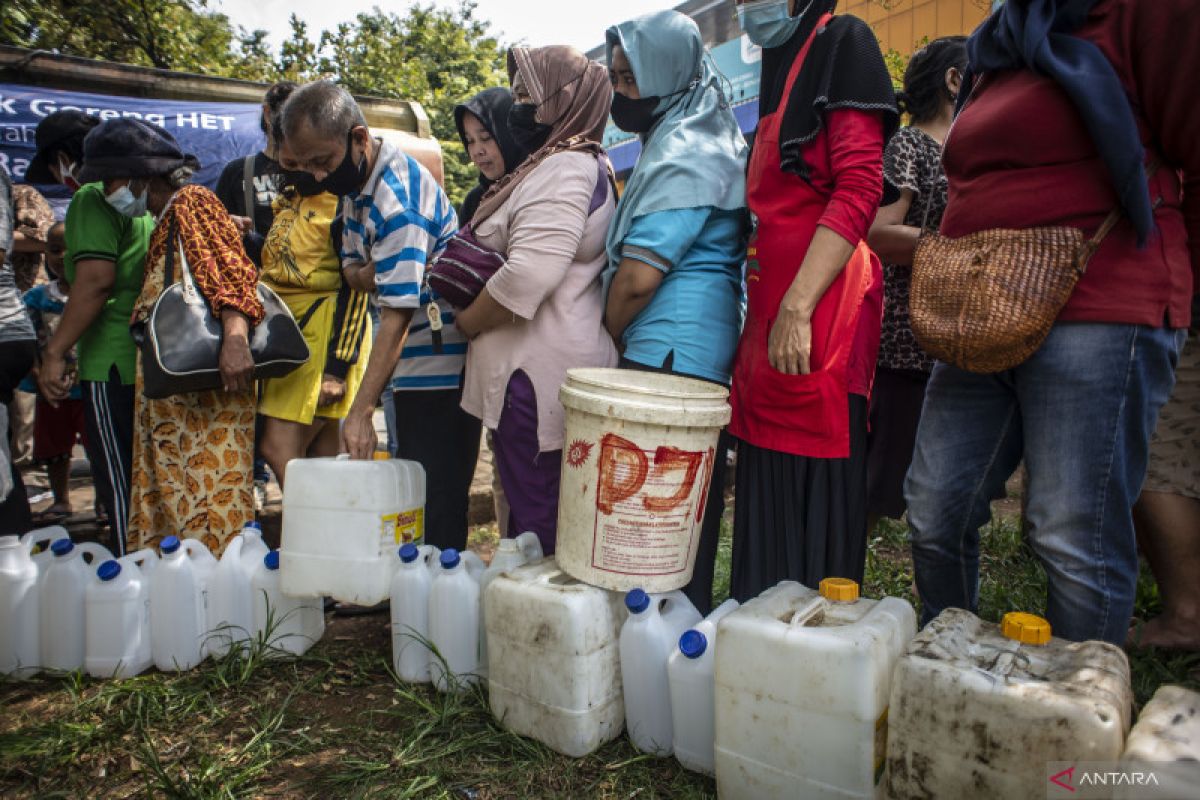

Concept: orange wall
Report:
left=841, top=0, right=991, bottom=55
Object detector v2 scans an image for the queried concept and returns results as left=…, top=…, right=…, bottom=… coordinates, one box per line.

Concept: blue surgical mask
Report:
left=104, top=183, right=148, bottom=218
left=738, top=0, right=815, bottom=50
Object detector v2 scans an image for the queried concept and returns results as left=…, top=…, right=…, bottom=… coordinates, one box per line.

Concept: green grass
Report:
left=3, top=514, right=1197, bottom=798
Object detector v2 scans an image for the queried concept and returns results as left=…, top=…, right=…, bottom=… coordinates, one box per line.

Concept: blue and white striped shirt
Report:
left=340, top=139, right=467, bottom=391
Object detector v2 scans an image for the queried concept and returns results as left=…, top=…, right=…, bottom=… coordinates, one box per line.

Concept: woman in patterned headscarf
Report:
left=455, top=46, right=617, bottom=555
left=79, top=118, right=263, bottom=556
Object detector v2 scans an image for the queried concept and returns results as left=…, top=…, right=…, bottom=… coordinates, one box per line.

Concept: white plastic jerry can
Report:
left=391, top=543, right=435, bottom=683
left=667, top=598, right=740, bottom=776
left=84, top=549, right=156, bottom=679
left=150, top=536, right=217, bottom=672
left=478, top=531, right=544, bottom=679
left=620, top=588, right=703, bottom=756
left=280, top=455, right=426, bottom=605
left=428, top=548, right=481, bottom=692
left=485, top=558, right=627, bottom=758
left=251, top=550, right=325, bottom=657
left=39, top=538, right=114, bottom=673
left=0, top=526, right=67, bottom=677
left=886, top=608, right=1132, bottom=800
left=207, top=523, right=269, bottom=657
left=1119, top=685, right=1200, bottom=799
left=715, top=579, right=916, bottom=800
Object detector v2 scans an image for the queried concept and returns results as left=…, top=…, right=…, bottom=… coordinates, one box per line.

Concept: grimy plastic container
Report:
left=1118, top=684, right=1200, bottom=799
left=485, top=558, right=626, bottom=757
left=886, top=608, right=1132, bottom=800
left=556, top=368, right=730, bottom=593
left=715, top=579, right=916, bottom=800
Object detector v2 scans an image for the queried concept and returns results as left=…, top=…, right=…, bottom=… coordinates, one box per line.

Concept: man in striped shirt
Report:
left=278, top=81, right=483, bottom=550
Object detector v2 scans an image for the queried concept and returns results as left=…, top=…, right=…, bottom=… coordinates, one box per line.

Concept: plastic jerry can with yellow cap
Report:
left=713, top=579, right=916, bottom=799
left=885, top=608, right=1133, bottom=800
left=280, top=455, right=426, bottom=605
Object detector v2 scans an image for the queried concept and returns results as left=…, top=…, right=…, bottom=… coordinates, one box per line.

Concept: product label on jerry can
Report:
left=380, top=508, right=425, bottom=550
left=589, top=432, right=715, bottom=576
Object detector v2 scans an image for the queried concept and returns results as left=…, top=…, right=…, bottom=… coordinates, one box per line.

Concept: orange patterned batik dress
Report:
left=128, top=185, right=265, bottom=557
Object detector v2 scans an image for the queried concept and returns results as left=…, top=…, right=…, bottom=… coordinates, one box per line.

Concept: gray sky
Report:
left=217, top=0, right=684, bottom=54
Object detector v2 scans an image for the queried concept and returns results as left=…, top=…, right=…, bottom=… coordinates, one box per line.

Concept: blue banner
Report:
left=0, top=82, right=266, bottom=212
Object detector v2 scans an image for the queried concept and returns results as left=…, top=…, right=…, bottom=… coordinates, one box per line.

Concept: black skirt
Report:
left=730, top=394, right=869, bottom=602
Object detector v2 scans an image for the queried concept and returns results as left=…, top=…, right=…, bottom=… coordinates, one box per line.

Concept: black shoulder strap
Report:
left=164, top=215, right=178, bottom=286
left=242, top=155, right=256, bottom=226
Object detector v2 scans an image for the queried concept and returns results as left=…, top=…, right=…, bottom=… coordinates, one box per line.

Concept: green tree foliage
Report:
left=0, top=0, right=274, bottom=80
left=312, top=3, right=506, bottom=205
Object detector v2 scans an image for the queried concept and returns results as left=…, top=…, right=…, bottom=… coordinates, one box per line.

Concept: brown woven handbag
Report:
left=910, top=161, right=1161, bottom=374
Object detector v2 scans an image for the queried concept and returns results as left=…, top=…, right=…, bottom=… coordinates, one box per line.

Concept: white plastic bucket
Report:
left=556, top=368, right=731, bottom=593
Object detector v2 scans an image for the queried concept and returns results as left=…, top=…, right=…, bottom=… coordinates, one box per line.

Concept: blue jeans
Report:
left=904, top=323, right=1183, bottom=644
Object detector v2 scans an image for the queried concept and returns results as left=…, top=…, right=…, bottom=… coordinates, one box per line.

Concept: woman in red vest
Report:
left=728, top=0, right=897, bottom=601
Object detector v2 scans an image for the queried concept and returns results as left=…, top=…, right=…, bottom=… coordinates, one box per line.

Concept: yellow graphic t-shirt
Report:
left=260, top=191, right=341, bottom=294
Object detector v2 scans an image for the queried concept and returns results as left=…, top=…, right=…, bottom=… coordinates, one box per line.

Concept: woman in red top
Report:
left=905, top=0, right=1199, bottom=645
left=728, top=0, right=897, bottom=601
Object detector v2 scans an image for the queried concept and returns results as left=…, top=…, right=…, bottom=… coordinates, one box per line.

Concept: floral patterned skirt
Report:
left=128, top=354, right=256, bottom=557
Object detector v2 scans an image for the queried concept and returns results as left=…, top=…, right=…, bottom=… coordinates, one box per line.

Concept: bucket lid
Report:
left=819, top=577, right=859, bottom=602
left=1001, top=612, right=1051, bottom=646
left=97, top=560, right=122, bottom=581
left=264, top=551, right=280, bottom=570
left=243, top=521, right=262, bottom=531
left=679, top=629, right=708, bottom=659
left=51, top=538, right=74, bottom=556
left=625, top=588, right=650, bottom=614
left=160, top=536, right=181, bottom=555
left=440, top=548, right=461, bottom=569
left=399, top=543, right=420, bottom=563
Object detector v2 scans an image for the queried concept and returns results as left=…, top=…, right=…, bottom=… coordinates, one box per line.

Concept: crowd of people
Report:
left=0, top=0, right=1195, bottom=647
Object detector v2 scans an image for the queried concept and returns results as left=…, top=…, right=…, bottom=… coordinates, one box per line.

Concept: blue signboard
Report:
left=603, top=34, right=762, bottom=176
left=0, top=82, right=265, bottom=213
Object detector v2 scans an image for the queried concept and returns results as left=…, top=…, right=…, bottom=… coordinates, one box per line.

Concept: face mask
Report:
left=738, top=0, right=814, bottom=49
left=319, top=129, right=369, bottom=197
left=611, top=92, right=664, bottom=134
left=508, top=103, right=553, bottom=154
left=58, top=156, right=81, bottom=192
left=105, top=183, right=148, bottom=218
left=284, top=170, right=324, bottom=197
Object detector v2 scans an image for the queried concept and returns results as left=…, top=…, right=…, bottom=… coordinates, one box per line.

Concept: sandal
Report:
left=32, top=507, right=73, bottom=525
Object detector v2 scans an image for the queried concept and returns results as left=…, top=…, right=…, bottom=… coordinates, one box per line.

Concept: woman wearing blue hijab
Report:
left=604, top=9, right=749, bottom=613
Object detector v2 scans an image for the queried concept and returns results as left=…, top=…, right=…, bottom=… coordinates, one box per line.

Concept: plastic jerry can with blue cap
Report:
left=150, top=536, right=217, bottom=671
left=620, top=588, right=702, bottom=755
left=886, top=608, right=1132, bottom=800
left=478, top=531, right=543, bottom=679
left=667, top=598, right=740, bottom=775
left=85, top=549, right=156, bottom=679
left=39, top=537, right=113, bottom=672
left=715, top=579, right=916, bottom=800
left=428, top=548, right=481, bottom=692
left=485, top=558, right=627, bottom=757
left=251, top=550, right=325, bottom=657
left=0, top=526, right=68, bottom=677
left=281, top=455, right=426, bottom=605
left=390, top=543, right=438, bottom=682
left=208, top=521, right=270, bottom=657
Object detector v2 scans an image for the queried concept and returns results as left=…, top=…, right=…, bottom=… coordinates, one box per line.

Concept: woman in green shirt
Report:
left=32, top=110, right=152, bottom=556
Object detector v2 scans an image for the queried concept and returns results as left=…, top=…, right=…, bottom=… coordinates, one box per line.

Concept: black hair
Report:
left=261, top=80, right=299, bottom=134
left=896, top=36, right=968, bottom=124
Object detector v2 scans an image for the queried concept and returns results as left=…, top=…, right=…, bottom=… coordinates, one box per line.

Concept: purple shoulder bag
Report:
left=428, top=154, right=614, bottom=309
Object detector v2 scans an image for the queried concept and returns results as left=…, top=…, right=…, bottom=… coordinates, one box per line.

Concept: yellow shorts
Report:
left=258, top=292, right=372, bottom=425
